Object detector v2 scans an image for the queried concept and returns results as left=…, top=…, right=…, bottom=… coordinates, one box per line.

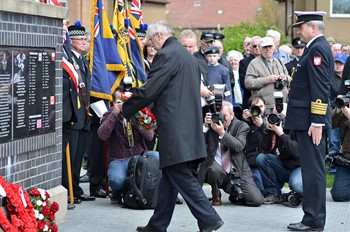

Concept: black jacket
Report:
left=260, top=130, right=300, bottom=170
left=123, top=37, right=206, bottom=169
left=243, top=119, right=265, bottom=169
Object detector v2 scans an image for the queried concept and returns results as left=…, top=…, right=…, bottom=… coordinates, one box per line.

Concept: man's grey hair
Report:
left=222, top=100, right=234, bottom=114
left=148, top=20, right=174, bottom=38
left=266, top=29, right=281, bottom=41
left=250, top=36, right=261, bottom=48
left=179, top=29, right=197, bottom=40
left=306, top=21, right=324, bottom=33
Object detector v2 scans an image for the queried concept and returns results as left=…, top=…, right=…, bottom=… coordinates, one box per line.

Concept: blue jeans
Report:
left=328, top=128, right=340, bottom=174
left=331, top=166, right=350, bottom=202
left=251, top=168, right=265, bottom=196
left=108, top=151, right=159, bottom=194
left=328, top=128, right=340, bottom=154
left=256, top=153, right=303, bottom=196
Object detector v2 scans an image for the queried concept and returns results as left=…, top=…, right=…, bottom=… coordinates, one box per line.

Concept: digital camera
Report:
left=274, top=77, right=287, bottom=90
left=335, top=80, right=350, bottom=108
left=267, top=92, right=285, bottom=125
left=222, top=167, right=243, bottom=200
left=249, top=106, right=261, bottom=117
left=206, top=84, right=226, bottom=125
left=282, top=191, right=302, bottom=207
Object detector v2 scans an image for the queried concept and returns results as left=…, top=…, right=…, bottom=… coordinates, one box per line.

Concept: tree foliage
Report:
left=222, top=20, right=289, bottom=54
left=222, top=0, right=289, bottom=54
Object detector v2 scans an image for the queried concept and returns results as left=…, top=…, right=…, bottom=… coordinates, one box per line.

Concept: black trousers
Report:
left=295, top=130, right=326, bottom=228
left=147, top=162, right=222, bottom=232
left=88, top=121, right=105, bottom=193
left=62, top=125, right=88, bottom=197
left=206, top=162, right=264, bottom=206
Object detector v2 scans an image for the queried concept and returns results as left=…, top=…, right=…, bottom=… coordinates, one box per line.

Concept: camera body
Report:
left=267, top=113, right=285, bottom=125
left=326, top=152, right=350, bottom=169
left=274, top=76, right=287, bottom=90
left=282, top=191, right=302, bottom=207
left=222, top=167, right=244, bottom=199
left=206, top=84, right=226, bottom=125
left=267, top=92, right=285, bottom=125
left=335, top=80, right=350, bottom=108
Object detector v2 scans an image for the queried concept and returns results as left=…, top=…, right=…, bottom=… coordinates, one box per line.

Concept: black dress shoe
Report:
left=287, top=222, right=324, bottom=231
left=67, top=197, right=81, bottom=204
left=90, top=188, right=106, bottom=198
left=67, top=203, right=75, bottom=210
left=79, top=173, right=90, bottom=183
left=201, top=220, right=224, bottom=232
left=76, top=193, right=96, bottom=201
left=136, top=225, right=156, bottom=232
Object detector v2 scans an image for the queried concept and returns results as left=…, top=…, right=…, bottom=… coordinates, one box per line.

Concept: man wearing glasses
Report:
left=239, top=36, right=261, bottom=110
left=62, top=23, right=94, bottom=205
left=245, top=37, right=290, bottom=114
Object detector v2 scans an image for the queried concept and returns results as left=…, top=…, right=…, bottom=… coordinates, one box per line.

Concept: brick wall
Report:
left=0, top=0, right=68, bottom=190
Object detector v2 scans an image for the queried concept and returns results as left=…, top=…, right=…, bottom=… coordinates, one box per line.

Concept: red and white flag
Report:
left=49, top=0, right=62, bottom=7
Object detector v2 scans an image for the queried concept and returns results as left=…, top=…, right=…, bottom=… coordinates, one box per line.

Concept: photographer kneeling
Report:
left=330, top=93, right=350, bottom=202
left=197, top=101, right=264, bottom=206
left=256, top=112, right=303, bottom=205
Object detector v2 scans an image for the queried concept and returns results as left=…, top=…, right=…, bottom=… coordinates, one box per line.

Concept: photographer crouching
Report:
left=329, top=80, right=350, bottom=202
left=197, top=100, right=264, bottom=207
left=256, top=111, right=303, bottom=206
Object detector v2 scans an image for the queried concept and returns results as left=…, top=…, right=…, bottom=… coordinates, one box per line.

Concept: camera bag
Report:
left=123, top=154, right=161, bottom=209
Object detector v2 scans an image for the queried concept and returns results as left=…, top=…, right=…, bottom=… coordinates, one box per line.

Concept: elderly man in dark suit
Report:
left=198, top=101, right=264, bottom=207
left=285, top=11, right=333, bottom=231
left=119, top=21, right=223, bottom=232
left=62, top=23, right=95, bottom=203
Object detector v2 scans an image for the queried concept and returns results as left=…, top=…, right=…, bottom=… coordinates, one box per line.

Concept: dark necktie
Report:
left=79, top=56, right=85, bottom=72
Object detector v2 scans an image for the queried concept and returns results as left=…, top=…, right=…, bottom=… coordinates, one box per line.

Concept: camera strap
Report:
left=261, top=132, right=277, bottom=153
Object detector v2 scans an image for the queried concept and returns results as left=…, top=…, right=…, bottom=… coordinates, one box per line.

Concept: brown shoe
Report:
left=212, top=197, right=222, bottom=206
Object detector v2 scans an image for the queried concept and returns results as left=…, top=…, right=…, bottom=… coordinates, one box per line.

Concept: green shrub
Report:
left=222, top=21, right=289, bottom=54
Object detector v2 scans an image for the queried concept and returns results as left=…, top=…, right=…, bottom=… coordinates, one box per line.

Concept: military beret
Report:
left=203, top=46, right=220, bottom=55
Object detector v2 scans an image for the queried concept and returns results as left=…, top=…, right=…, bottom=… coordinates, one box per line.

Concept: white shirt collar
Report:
left=306, top=34, right=323, bottom=48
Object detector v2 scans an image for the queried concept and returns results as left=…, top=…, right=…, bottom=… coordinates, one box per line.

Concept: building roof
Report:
left=145, top=0, right=170, bottom=4
left=166, top=0, right=261, bottom=29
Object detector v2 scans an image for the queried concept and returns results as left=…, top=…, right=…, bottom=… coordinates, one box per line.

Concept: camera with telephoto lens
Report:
left=206, top=84, right=226, bottom=125
left=223, top=167, right=244, bottom=199
left=249, top=106, right=261, bottom=117
left=275, top=76, right=287, bottom=90
left=335, top=80, right=350, bottom=108
left=282, top=191, right=302, bottom=207
left=267, top=92, right=285, bottom=125
left=326, top=152, right=350, bottom=169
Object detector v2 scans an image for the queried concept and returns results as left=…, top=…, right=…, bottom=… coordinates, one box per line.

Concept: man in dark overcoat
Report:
left=285, top=11, right=333, bottom=231
left=120, top=21, right=223, bottom=232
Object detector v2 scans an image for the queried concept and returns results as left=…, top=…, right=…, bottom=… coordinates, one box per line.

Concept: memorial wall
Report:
left=0, top=0, right=68, bottom=190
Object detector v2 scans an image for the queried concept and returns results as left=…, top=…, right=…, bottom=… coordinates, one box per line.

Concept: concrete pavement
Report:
left=58, top=183, right=350, bottom=232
